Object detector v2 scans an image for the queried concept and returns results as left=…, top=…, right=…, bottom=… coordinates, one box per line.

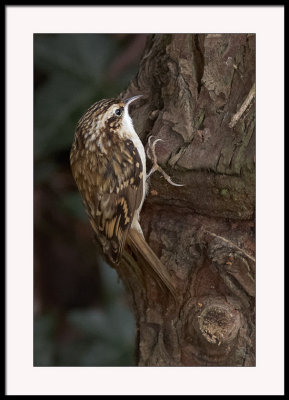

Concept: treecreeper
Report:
left=70, top=95, right=181, bottom=301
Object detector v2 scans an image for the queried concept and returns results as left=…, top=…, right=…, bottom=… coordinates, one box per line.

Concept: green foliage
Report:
left=34, top=260, right=136, bottom=366
left=34, top=313, right=55, bottom=366
left=60, top=191, right=87, bottom=221
left=34, top=305, right=136, bottom=367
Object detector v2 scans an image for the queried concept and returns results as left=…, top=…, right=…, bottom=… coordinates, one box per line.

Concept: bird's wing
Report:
left=75, top=138, right=144, bottom=264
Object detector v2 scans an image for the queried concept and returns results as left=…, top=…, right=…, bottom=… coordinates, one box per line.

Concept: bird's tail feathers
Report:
left=127, top=229, right=177, bottom=301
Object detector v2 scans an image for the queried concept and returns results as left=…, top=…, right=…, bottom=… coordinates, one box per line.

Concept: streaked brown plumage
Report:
left=70, top=96, right=176, bottom=299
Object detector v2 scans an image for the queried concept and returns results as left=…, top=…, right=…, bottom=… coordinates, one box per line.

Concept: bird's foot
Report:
left=146, top=136, right=184, bottom=187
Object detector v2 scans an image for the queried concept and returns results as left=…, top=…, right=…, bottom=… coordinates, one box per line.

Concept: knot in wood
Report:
left=196, top=302, right=241, bottom=346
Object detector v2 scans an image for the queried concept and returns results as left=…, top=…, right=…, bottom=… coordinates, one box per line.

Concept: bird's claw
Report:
left=146, top=136, right=184, bottom=187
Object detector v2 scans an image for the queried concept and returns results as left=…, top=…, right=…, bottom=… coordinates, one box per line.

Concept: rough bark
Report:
left=118, top=34, right=255, bottom=366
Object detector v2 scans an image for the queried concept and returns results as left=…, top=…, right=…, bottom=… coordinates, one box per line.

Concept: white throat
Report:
left=121, top=106, right=146, bottom=177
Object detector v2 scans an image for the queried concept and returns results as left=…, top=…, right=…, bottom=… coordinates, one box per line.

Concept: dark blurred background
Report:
left=34, top=34, right=147, bottom=366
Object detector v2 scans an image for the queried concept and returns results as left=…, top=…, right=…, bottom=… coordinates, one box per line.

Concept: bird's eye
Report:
left=115, top=108, right=123, bottom=116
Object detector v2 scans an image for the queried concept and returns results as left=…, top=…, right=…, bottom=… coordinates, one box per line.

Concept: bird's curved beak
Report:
left=124, top=95, right=143, bottom=107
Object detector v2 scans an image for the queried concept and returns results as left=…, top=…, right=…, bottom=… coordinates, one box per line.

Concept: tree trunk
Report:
left=118, top=34, right=255, bottom=366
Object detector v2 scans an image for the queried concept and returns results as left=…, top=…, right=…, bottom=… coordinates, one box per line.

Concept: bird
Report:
left=70, top=95, right=178, bottom=299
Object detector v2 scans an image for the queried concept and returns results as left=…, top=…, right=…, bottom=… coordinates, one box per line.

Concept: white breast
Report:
left=122, top=107, right=146, bottom=166
left=121, top=106, right=147, bottom=230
